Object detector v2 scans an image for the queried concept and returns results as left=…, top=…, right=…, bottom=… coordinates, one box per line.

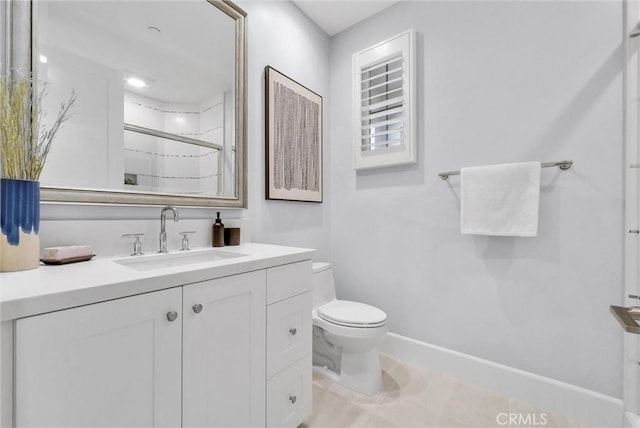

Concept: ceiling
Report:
left=291, top=1, right=399, bottom=36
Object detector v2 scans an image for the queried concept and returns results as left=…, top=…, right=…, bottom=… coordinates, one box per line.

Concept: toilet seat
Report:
left=317, top=300, right=387, bottom=328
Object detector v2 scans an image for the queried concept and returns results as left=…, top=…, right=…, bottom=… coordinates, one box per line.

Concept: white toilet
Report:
left=311, top=262, right=388, bottom=395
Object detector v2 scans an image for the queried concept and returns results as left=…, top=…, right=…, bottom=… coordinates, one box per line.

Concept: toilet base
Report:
left=340, top=348, right=382, bottom=395
left=313, top=348, right=383, bottom=396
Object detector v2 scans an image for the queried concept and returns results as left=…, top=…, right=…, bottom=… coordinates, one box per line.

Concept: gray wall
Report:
left=240, top=0, right=331, bottom=260
left=329, top=1, right=623, bottom=397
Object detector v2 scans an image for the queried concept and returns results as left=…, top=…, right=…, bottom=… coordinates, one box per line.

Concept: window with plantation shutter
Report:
left=353, top=29, right=416, bottom=170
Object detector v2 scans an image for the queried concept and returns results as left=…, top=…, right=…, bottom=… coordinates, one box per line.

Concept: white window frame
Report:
left=353, top=28, right=416, bottom=170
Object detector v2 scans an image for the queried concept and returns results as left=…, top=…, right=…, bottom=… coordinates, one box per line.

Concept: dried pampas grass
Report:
left=0, top=75, right=76, bottom=180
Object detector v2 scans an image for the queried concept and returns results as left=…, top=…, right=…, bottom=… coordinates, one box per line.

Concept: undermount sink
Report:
left=115, top=248, right=248, bottom=272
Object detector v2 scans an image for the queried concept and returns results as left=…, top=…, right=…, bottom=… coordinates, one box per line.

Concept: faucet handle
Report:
left=179, top=231, right=196, bottom=251
left=122, top=233, right=144, bottom=256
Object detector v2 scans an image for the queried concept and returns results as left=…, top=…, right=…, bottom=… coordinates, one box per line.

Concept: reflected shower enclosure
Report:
left=122, top=90, right=234, bottom=196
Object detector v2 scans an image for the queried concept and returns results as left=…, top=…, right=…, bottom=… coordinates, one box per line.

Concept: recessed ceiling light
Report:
left=125, top=76, right=148, bottom=89
left=175, top=117, right=186, bottom=123
left=39, top=55, right=47, bottom=64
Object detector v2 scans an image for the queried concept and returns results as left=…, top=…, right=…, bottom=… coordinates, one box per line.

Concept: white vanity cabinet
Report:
left=15, top=287, right=183, bottom=428
left=2, top=244, right=314, bottom=428
left=265, top=262, right=313, bottom=428
left=14, top=271, right=267, bottom=428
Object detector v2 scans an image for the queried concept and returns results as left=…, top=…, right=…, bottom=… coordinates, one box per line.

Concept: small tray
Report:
left=40, top=254, right=96, bottom=265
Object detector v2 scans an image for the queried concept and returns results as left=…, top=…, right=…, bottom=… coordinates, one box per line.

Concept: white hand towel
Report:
left=460, top=161, right=541, bottom=237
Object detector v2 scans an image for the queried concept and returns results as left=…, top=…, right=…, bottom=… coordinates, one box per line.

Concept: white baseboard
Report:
left=379, top=332, right=623, bottom=428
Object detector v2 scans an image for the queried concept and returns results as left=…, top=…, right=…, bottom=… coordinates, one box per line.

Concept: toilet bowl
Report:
left=311, top=262, right=388, bottom=395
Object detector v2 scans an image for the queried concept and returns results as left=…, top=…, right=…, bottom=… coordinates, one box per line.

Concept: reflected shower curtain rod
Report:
left=438, top=160, right=573, bottom=180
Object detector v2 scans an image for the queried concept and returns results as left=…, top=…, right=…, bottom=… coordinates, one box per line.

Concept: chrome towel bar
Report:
left=438, top=160, right=573, bottom=180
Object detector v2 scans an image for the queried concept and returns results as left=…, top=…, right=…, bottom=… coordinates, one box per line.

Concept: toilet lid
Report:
left=317, top=300, right=387, bottom=328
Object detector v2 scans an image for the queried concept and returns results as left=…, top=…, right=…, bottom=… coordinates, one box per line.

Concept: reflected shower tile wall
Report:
left=200, top=94, right=224, bottom=145
left=124, top=92, right=164, bottom=130
left=163, top=103, right=200, bottom=136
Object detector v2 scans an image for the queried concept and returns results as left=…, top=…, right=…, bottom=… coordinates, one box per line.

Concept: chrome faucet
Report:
left=159, top=206, right=179, bottom=253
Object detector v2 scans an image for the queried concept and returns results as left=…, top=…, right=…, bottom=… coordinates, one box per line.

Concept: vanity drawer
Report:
left=266, top=355, right=312, bottom=428
left=266, top=292, right=312, bottom=379
left=266, top=261, right=312, bottom=305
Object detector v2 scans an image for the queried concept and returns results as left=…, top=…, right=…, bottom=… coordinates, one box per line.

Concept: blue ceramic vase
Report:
left=0, top=178, right=40, bottom=272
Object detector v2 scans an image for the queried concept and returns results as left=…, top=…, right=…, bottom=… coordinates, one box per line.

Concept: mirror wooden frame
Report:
left=6, top=0, right=247, bottom=208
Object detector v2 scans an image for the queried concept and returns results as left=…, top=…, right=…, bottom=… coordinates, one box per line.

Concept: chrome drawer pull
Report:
left=289, top=395, right=297, bottom=404
left=289, top=328, right=297, bottom=336
left=192, top=304, right=203, bottom=314
left=166, top=311, right=178, bottom=322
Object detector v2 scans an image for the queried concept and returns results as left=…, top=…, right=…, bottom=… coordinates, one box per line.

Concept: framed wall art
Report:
left=265, top=66, right=323, bottom=202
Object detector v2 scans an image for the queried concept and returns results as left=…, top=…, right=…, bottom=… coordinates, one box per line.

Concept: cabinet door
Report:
left=183, top=270, right=266, bottom=428
left=15, top=288, right=182, bottom=428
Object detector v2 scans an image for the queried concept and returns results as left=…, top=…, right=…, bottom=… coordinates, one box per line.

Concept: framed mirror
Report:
left=29, top=0, right=246, bottom=208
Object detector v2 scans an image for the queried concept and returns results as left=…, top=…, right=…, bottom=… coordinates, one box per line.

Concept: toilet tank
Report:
left=312, top=262, right=337, bottom=309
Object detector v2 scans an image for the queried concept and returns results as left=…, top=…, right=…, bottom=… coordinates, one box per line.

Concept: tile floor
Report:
left=302, top=354, right=581, bottom=428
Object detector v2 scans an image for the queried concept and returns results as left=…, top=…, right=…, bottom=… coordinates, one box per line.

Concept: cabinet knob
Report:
left=166, top=311, right=178, bottom=322
left=289, top=395, right=297, bottom=404
left=192, top=303, right=203, bottom=314
left=289, top=327, right=297, bottom=336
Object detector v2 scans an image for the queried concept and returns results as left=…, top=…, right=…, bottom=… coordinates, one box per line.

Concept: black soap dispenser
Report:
left=212, top=212, right=225, bottom=247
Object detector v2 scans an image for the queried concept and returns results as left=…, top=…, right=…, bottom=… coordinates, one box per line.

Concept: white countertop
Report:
left=0, top=243, right=315, bottom=321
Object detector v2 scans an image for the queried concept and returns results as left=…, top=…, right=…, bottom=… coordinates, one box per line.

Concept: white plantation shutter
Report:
left=353, top=29, right=416, bottom=170
left=359, top=55, right=404, bottom=151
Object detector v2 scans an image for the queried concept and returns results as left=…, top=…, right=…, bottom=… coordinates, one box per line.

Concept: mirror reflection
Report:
left=35, top=0, right=239, bottom=200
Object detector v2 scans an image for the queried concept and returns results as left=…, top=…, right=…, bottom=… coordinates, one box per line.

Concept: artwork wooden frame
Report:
left=265, top=66, right=323, bottom=202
